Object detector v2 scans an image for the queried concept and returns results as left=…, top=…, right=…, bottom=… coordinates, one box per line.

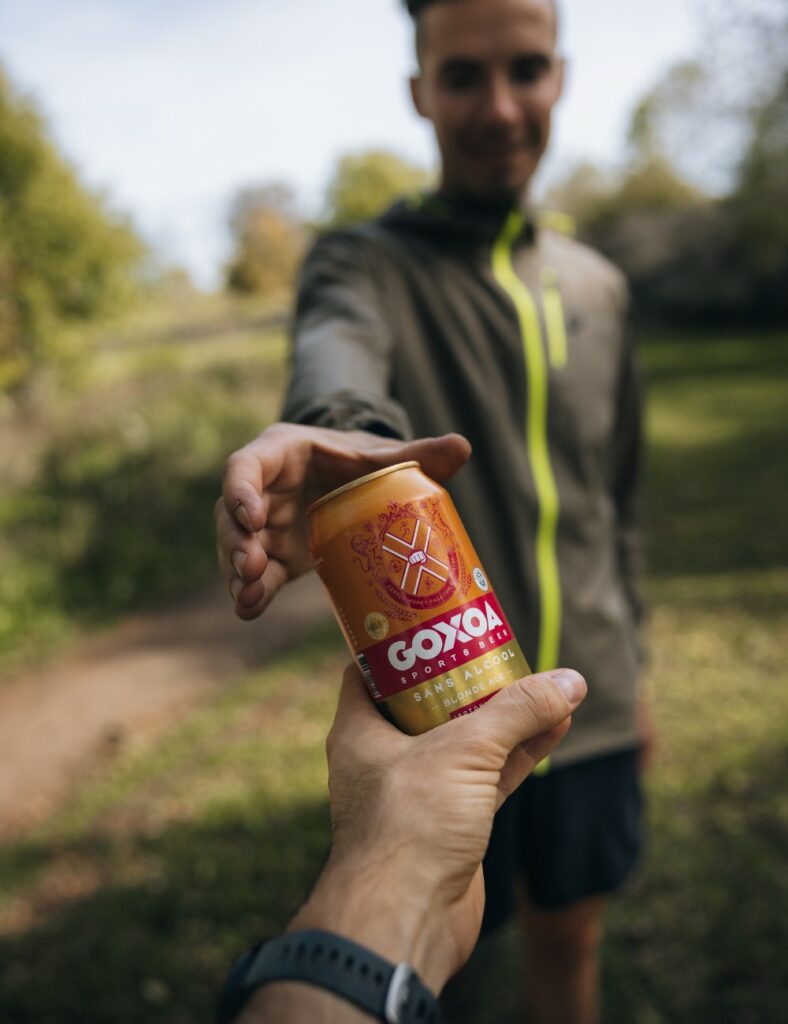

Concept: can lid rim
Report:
left=307, top=461, right=421, bottom=516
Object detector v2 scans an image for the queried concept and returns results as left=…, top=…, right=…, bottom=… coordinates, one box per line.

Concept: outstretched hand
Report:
left=216, top=423, right=471, bottom=620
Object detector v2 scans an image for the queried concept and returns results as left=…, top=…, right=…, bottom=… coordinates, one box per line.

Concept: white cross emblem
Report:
left=382, top=520, right=450, bottom=595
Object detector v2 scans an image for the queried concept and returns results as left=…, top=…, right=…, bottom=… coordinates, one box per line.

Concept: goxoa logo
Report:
left=351, top=498, right=465, bottom=611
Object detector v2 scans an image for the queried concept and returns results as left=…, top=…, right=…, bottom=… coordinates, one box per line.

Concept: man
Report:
left=218, top=664, right=588, bottom=1023
left=216, top=1, right=649, bottom=1021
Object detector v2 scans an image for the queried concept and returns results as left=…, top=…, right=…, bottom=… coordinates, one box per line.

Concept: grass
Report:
left=0, top=329, right=786, bottom=1022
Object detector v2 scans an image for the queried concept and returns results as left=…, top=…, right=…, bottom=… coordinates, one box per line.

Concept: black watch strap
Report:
left=216, top=929, right=441, bottom=1023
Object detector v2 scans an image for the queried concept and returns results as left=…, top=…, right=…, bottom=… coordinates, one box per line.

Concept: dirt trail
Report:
left=0, top=575, right=332, bottom=840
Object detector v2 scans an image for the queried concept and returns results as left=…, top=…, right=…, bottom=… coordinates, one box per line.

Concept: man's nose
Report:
left=483, top=74, right=520, bottom=127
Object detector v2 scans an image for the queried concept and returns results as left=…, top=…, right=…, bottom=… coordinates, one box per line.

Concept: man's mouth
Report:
left=465, top=141, right=530, bottom=161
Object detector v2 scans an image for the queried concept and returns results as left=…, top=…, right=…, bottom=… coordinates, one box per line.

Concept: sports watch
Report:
left=216, top=929, right=442, bottom=1023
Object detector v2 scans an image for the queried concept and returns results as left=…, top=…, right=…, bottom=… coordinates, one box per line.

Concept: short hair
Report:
left=402, top=0, right=557, bottom=18
left=402, top=0, right=560, bottom=59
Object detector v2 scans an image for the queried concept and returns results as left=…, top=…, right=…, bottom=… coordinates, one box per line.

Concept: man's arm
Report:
left=612, top=292, right=645, bottom=645
left=216, top=230, right=471, bottom=620
left=218, top=665, right=587, bottom=1023
left=282, top=230, right=412, bottom=439
left=611, top=290, right=657, bottom=766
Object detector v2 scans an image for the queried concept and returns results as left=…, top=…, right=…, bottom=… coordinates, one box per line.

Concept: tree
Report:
left=0, top=66, right=143, bottom=392
left=729, top=68, right=788, bottom=318
left=323, top=150, right=430, bottom=228
left=544, top=0, right=788, bottom=327
left=543, top=161, right=615, bottom=227
left=224, top=183, right=306, bottom=297
left=625, top=59, right=733, bottom=196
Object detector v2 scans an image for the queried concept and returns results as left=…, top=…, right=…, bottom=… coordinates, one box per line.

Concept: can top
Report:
left=307, top=461, right=420, bottom=516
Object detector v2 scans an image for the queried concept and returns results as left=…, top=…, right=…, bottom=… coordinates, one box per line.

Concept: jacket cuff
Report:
left=285, top=393, right=413, bottom=441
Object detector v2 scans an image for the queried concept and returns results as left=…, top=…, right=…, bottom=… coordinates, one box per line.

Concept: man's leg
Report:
left=510, top=748, right=643, bottom=1024
left=517, top=892, right=607, bottom=1024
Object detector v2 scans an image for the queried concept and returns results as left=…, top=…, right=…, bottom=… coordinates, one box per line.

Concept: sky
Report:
left=0, top=0, right=704, bottom=286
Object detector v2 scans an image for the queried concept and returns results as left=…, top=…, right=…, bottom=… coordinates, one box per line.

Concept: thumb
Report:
left=326, top=663, right=401, bottom=759
left=392, top=433, right=472, bottom=482
left=326, top=431, right=471, bottom=482
left=456, top=668, right=587, bottom=755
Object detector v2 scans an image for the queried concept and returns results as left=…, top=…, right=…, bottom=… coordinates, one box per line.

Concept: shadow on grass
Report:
left=646, top=425, right=787, bottom=578
left=641, top=331, right=788, bottom=386
left=3, top=741, right=785, bottom=1024
left=643, top=331, right=787, bottom=580
left=441, top=740, right=788, bottom=1024
left=604, top=740, right=788, bottom=1024
left=0, top=799, right=330, bottom=1024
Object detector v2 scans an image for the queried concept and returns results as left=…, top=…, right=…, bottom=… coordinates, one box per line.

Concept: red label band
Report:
left=449, top=693, right=496, bottom=719
left=362, top=592, right=515, bottom=699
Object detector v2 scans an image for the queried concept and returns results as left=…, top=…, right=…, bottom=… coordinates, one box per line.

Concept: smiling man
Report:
left=216, top=1, right=649, bottom=1021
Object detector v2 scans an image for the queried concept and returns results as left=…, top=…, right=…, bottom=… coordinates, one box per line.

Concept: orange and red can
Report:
left=308, top=461, right=531, bottom=734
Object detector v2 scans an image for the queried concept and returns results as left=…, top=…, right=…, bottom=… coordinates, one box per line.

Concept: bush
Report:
left=0, top=66, right=143, bottom=393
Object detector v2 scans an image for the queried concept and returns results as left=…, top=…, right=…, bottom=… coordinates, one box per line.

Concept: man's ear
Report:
left=553, top=56, right=567, bottom=104
left=409, top=74, right=427, bottom=119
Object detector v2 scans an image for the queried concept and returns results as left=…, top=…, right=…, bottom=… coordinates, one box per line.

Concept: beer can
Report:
left=308, top=461, right=532, bottom=734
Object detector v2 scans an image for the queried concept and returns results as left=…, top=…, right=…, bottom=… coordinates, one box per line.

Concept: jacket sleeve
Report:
left=281, top=230, right=413, bottom=440
left=611, top=289, right=647, bottom=664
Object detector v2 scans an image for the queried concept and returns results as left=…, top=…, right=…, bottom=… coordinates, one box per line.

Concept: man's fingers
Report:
left=215, top=500, right=268, bottom=591
left=307, top=430, right=472, bottom=494
left=396, top=433, right=472, bottom=482
left=342, top=432, right=471, bottom=484
left=222, top=449, right=268, bottom=532
left=327, top=664, right=401, bottom=757
left=222, top=431, right=295, bottom=533
left=216, top=509, right=268, bottom=576
left=222, top=427, right=470, bottom=546
left=458, top=669, right=586, bottom=754
left=233, top=558, right=290, bottom=620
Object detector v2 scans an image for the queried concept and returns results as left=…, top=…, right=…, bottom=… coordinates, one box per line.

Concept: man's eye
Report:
left=511, top=57, right=550, bottom=84
left=442, top=66, right=480, bottom=91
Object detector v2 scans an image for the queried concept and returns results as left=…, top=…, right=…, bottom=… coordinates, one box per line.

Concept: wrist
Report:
left=289, top=852, right=452, bottom=993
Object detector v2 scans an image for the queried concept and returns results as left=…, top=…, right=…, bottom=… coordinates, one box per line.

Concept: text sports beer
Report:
left=308, top=462, right=532, bottom=734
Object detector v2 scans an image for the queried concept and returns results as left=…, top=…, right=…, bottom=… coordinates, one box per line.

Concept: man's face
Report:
left=410, top=0, right=564, bottom=202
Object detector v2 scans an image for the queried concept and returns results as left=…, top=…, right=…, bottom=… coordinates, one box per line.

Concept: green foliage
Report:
left=605, top=158, right=701, bottom=215
left=323, top=149, right=431, bottom=227
left=548, top=76, right=786, bottom=324
left=543, top=161, right=614, bottom=225
left=0, top=316, right=288, bottom=671
left=546, top=2, right=788, bottom=326
left=224, top=183, right=307, bottom=297
left=0, top=66, right=143, bottom=392
left=728, top=70, right=788, bottom=318
left=625, top=60, right=722, bottom=191
left=548, top=155, right=701, bottom=226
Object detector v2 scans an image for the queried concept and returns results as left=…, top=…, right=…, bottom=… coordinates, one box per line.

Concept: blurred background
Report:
left=0, top=0, right=785, bottom=1021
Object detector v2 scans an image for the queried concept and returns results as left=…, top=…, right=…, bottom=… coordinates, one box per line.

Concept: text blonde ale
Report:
left=308, top=461, right=532, bottom=734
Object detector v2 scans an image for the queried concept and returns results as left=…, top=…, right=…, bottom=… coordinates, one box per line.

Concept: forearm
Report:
left=241, top=979, right=373, bottom=1024
left=237, top=857, right=448, bottom=1024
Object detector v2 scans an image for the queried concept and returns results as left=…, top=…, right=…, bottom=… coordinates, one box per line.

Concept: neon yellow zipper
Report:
left=492, top=211, right=562, bottom=676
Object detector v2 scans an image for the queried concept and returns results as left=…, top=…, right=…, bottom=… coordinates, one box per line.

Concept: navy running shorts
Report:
left=481, top=746, right=644, bottom=932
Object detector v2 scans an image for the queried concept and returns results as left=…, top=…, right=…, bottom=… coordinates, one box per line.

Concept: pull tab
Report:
left=541, top=266, right=568, bottom=369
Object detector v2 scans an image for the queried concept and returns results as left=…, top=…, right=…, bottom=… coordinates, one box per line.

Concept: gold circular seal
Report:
left=364, top=612, right=390, bottom=641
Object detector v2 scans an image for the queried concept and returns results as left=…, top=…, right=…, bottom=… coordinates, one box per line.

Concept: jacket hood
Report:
left=377, top=191, right=538, bottom=249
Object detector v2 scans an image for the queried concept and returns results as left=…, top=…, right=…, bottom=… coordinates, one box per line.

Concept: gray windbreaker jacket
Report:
left=283, top=194, right=644, bottom=767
